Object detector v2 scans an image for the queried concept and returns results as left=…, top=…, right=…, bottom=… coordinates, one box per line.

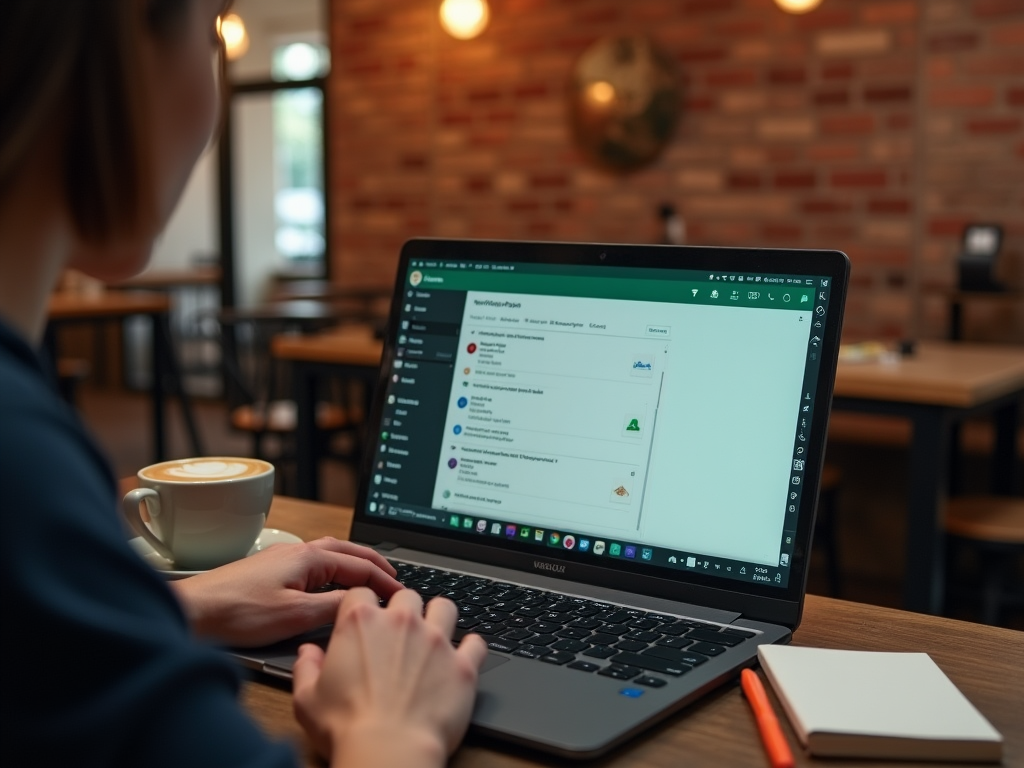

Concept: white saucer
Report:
left=128, top=528, right=303, bottom=579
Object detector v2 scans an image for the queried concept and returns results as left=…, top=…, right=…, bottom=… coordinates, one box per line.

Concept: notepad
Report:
left=757, top=646, right=1003, bottom=762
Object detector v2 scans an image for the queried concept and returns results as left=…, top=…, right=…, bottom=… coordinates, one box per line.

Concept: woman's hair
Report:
left=0, top=0, right=196, bottom=242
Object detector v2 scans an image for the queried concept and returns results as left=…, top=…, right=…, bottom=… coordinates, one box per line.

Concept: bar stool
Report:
left=945, top=497, right=1024, bottom=626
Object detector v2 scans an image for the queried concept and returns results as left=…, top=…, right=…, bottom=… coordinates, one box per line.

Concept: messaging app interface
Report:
left=366, top=259, right=831, bottom=586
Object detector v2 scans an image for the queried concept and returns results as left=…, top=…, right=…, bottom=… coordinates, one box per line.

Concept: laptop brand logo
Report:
left=533, top=560, right=566, bottom=574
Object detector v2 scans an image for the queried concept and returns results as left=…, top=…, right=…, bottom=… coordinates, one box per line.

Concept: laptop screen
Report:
left=357, top=241, right=843, bottom=594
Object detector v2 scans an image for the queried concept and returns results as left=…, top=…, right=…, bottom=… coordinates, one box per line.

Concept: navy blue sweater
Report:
left=0, top=317, right=296, bottom=767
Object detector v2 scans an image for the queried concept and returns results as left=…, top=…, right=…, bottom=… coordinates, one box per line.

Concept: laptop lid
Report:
left=352, top=239, right=849, bottom=629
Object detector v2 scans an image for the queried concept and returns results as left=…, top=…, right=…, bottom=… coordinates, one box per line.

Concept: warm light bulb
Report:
left=586, top=81, right=616, bottom=106
left=439, top=0, right=490, bottom=40
left=774, top=0, right=823, bottom=13
left=217, top=13, right=249, bottom=60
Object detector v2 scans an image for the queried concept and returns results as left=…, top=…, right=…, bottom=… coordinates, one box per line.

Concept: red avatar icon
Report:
left=467, top=343, right=477, bottom=354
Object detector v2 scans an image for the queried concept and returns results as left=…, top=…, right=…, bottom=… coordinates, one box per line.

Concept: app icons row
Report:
left=445, top=513, right=654, bottom=561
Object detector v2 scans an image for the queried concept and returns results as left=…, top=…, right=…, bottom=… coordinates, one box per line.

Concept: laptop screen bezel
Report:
left=351, top=238, right=850, bottom=629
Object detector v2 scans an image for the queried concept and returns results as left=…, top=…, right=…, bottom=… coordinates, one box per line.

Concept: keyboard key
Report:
left=500, top=628, right=534, bottom=641
left=441, top=589, right=467, bottom=601
left=610, top=652, right=690, bottom=676
left=623, top=630, right=661, bottom=643
left=479, top=611, right=510, bottom=624
left=530, top=621, right=562, bottom=634
left=687, top=629, right=743, bottom=646
left=581, top=646, right=617, bottom=660
left=505, top=616, right=533, bottom=629
left=675, top=650, right=711, bottom=666
left=614, top=640, right=649, bottom=653
left=512, top=645, right=547, bottom=659
left=551, top=638, right=589, bottom=653
left=657, top=622, right=690, bottom=636
left=458, top=604, right=484, bottom=617
left=540, top=651, right=576, bottom=665
left=556, top=627, right=591, bottom=640
left=573, top=606, right=601, bottom=617
left=567, top=661, right=600, bottom=673
left=627, top=618, right=661, bottom=630
left=634, top=675, right=668, bottom=688
left=416, top=585, right=441, bottom=596
left=540, top=611, right=570, bottom=623
left=528, top=634, right=558, bottom=647
left=514, top=607, right=544, bottom=618
left=475, top=623, right=505, bottom=635
left=656, top=636, right=693, bottom=649
left=598, top=664, right=642, bottom=680
left=456, top=616, right=481, bottom=629
left=688, top=642, right=727, bottom=657
left=722, top=628, right=757, bottom=639
left=600, top=610, right=632, bottom=625
left=588, top=632, right=620, bottom=646
left=463, top=594, right=496, bottom=607
left=600, top=624, right=631, bottom=636
left=648, top=613, right=678, bottom=623
left=568, top=617, right=602, bottom=630
left=479, top=635, right=522, bottom=654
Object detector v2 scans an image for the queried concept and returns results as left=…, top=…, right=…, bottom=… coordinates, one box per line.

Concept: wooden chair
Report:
left=812, top=464, right=844, bottom=597
left=944, top=496, right=1024, bottom=626
left=56, top=357, right=91, bottom=406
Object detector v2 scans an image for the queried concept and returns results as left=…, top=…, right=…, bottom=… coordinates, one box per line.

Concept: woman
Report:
left=0, top=1, right=487, bottom=766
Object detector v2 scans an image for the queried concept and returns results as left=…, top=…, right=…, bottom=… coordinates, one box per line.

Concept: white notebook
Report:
left=758, top=646, right=1003, bottom=762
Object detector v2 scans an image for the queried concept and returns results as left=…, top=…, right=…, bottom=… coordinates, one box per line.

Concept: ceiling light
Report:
left=217, top=13, right=249, bottom=61
left=439, top=0, right=490, bottom=40
left=774, top=0, right=824, bottom=13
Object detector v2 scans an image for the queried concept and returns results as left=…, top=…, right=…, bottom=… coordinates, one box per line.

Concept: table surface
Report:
left=48, top=290, right=170, bottom=319
left=271, top=325, right=383, bottom=367
left=834, top=341, right=1024, bottom=408
left=109, top=267, right=221, bottom=290
left=244, top=496, right=1024, bottom=768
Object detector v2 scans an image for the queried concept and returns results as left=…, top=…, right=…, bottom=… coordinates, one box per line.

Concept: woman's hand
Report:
left=292, top=589, right=489, bottom=768
left=170, top=537, right=402, bottom=647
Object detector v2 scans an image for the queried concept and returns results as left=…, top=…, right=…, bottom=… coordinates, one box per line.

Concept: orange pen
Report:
left=741, top=668, right=795, bottom=768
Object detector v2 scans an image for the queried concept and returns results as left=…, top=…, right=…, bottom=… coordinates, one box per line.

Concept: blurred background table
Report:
left=832, top=341, right=1024, bottom=615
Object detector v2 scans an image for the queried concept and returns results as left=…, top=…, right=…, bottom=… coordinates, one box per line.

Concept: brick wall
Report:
left=328, top=0, right=1024, bottom=341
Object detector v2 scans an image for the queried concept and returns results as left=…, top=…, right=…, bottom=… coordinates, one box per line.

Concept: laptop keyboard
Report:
left=390, top=560, right=757, bottom=686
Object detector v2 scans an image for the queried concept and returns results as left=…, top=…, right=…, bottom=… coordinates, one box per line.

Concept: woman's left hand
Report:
left=170, top=537, right=403, bottom=647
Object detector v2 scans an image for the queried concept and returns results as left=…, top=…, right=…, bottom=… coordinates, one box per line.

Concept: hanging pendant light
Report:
left=439, top=0, right=490, bottom=40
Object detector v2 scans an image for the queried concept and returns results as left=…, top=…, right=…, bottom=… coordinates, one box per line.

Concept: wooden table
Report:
left=271, top=327, right=383, bottom=499
left=47, top=291, right=203, bottom=461
left=244, top=496, right=1024, bottom=768
left=832, top=341, right=1024, bottom=615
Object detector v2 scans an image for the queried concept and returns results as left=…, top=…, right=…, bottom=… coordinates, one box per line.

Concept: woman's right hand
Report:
left=292, top=588, right=489, bottom=768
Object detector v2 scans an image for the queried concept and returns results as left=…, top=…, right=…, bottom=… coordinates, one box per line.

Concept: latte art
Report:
left=141, top=457, right=270, bottom=482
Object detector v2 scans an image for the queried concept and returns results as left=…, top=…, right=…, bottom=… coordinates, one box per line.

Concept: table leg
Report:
left=151, top=314, right=166, bottom=462
left=992, top=397, right=1021, bottom=495
left=294, top=361, right=319, bottom=500
left=905, top=407, right=950, bottom=615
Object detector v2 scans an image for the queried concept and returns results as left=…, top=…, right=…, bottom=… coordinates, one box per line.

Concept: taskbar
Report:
left=365, top=501, right=792, bottom=589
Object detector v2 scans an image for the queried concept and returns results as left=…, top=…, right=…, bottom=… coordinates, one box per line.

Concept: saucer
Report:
left=128, top=528, right=304, bottom=579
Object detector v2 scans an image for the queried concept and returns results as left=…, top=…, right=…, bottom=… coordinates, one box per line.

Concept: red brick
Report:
left=813, top=90, right=850, bottom=107
left=762, top=223, right=802, bottom=241
left=678, top=47, right=728, bottom=63
left=575, top=7, right=621, bottom=24
left=508, top=199, right=541, bottom=213
left=774, top=171, right=817, bottom=189
left=822, top=62, right=855, bottom=80
left=350, top=17, right=387, bottom=33
left=400, top=154, right=428, bottom=170
left=888, top=113, right=913, bottom=130
left=727, top=172, right=761, bottom=189
left=682, top=0, right=737, bottom=13
left=802, top=200, right=853, bottom=214
left=965, top=55, right=1024, bottom=76
left=767, top=67, right=806, bottom=85
left=868, top=198, right=912, bottom=214
left=846, top=246, right=911, bottom=265
left=887, top=272, right=908, bottom=289
left=686, top=95, right=716, bottom=111
left=966, top=117, right=1022, bottom=134
left=821, top=114, right=876, bottom=135
left=513, top=83, right=549, bottom=99
left=928, top=57, right=955, bottom=80
left=864, top=85, right=913, bottom=103
left=1010, top=87, right=1024, bottom=105
left=814, top=224, right=858, bottom=241
left=440, top=112, right=473, bottom=126
left=973, top=0, right=1024, bottom=18
left=486, top=110, right=516, bottom=124
left=706, top=68, right=759, bottom=87
left=529, top=174, right=569, bottom=189
left=862, top=1, right=917, bottom=24
left=992, top=22, right=1024, bottom=46
left=929, top=86, right=996, bottom=108
left=929, top=217, right=969, bottom=237
left=927, top=32, right=978, bottom=53
left=832, top=170, right=887, bottom=188
left=715, top=20, right=767, bottom=37
left=553, top=199, right=575, bottom=212
left=467, top=88, right=502, bottom=102
left=795, top=8, right=856, bottom=30
left=807, top=143, right=860, bottom=161
left=1017, top=141, right=1024, bottom=158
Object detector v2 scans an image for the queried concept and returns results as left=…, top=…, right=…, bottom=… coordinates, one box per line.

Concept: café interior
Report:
left=51, top=0, right=1023, bottom=636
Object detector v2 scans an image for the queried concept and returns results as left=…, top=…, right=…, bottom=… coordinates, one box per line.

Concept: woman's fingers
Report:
left=305, top=537, right=397, bottom=575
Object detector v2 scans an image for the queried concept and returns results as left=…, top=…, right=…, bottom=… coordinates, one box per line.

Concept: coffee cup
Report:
left=122, top=457, right=274, bottom=571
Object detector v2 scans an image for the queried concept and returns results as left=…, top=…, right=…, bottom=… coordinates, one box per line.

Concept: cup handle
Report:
left=122, top=488, right=174, bottom=563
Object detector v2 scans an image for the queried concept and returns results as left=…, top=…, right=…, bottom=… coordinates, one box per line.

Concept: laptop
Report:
left=236, top=238, right=850, bottom=759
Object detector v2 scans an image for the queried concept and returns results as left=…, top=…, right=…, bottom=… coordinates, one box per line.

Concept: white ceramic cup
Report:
left=122, top=457, right=274, bottom=571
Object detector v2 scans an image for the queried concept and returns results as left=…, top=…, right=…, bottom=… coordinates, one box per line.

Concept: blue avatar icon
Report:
left=457, top=397, right=468, bottom=408
left=453, top=424, right=462, bottom=434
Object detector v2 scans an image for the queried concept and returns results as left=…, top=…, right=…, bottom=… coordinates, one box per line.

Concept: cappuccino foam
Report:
left=141, top=458, right=269, bottom=482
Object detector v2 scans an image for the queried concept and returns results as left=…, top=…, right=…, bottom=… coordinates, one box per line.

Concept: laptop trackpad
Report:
left=481, top=653, right=510, bottom=674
